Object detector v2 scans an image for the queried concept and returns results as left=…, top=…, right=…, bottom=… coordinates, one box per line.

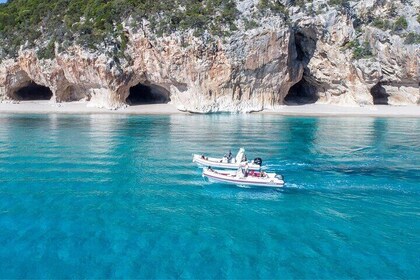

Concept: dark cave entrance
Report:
left=14, top=82, right=53, bottom=100
left=370, top=83, right=389, bottom=105
left=284, top=78, right=318, bottom=105
left=60, top=85, right=85, bottom=102
left=127, top=83, right=170, bottom=105
left=284, top=29, right=319, bottom=105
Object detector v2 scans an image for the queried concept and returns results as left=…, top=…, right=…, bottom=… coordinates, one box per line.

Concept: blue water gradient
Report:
left=0, top=114, right=419, bottom=278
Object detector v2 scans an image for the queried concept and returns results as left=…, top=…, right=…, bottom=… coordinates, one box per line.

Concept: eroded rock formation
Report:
left=0, top=0, right=418, bottom=112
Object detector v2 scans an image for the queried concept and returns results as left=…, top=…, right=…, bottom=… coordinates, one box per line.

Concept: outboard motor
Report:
left=253, top=157, right=263, bottom=166
left=275, top=174, right=284, bottom=180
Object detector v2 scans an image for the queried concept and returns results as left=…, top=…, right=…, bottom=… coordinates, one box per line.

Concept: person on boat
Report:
left=224, top=150, right=233, bottom=163
left=242, top=163, right=249, bottom=177
left=227, top=150, right=233, bottom=162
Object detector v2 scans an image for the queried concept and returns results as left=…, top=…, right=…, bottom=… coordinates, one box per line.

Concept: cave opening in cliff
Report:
left=370, top=83, right=389, bottom=105
left=284, top=29, right=319, bottom=105
left=14, top=82, right=53, bottom=101
left=284, top=78, right=318, bottom=105
left=127, top=83, right=170, bottom=105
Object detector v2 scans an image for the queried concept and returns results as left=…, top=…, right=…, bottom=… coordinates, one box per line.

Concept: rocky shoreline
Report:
left=0, top=0, right=419, bottom=113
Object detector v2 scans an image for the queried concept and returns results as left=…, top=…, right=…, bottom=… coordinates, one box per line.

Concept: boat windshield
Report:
left=235, top=148, right=246, bottom=162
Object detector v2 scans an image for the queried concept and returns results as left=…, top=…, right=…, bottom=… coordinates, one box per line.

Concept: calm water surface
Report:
left=0, top=114, right=419, bottom=278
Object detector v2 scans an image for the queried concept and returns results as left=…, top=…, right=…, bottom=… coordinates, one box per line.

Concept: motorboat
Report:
left=202, top=167, right=284, bottom=188
left=192, top=148, right=262, bottom=170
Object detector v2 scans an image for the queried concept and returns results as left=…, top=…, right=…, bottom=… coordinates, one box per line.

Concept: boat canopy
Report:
left=235, top=148, right=246, bottom=162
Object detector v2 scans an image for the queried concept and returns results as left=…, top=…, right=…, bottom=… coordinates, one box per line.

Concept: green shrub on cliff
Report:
left=393, top=16, right=408, bottom=31
left=328, top=0, right=349, bottom=7
left=372, top=18, right=392, bottom=30
left=244, top=18, right=259, bottom=30
left=37, top=39, right=56, bottom=60
left=258, top=0, right=288, bottom=17
left=352, top=41, right=372, bottom=59
left=344, top=39, right=372, bottom=60
left=328, top=0, right=343, bottom=5
left=404, top=32, right=420, bottom=45
left=290, top=0, right=307, bottom=8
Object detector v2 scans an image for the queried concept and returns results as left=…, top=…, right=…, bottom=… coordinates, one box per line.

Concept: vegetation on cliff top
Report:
left=0, top=0, right=238, bottom=58
left=0, top=0, right=418, bottom=60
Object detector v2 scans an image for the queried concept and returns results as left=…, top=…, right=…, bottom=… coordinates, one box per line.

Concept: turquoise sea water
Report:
left=0, top=113, right=419, bottom=279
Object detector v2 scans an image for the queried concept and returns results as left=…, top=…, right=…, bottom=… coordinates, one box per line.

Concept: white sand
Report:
left=0, top=101, right=184, bottom=115
left=0, top=101, right=419, bottom=117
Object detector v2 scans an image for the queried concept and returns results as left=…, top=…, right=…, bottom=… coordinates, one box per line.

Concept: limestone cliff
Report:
left=0, top=0, right=419, bottom=112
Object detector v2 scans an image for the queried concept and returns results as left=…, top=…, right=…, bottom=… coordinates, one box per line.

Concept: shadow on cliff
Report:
left=127, top=83, right=170, bottom=105
left=284, top=29, right=320, bottom=105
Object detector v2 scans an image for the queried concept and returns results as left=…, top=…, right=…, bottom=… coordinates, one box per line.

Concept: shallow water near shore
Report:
left=0, top=113, right=419, bottom=278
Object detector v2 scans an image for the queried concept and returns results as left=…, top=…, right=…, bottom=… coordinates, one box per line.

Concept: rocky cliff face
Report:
left=0, top=0, right=419, bottom=112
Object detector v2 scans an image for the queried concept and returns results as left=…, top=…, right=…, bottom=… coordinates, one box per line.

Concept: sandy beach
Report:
left=0, top=101, right=184, bottom=115
left=0, top=101, right=419, bottom=117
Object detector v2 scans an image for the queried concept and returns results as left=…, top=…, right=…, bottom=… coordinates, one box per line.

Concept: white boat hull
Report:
left=202, top=169, right=284, bottom=188
left=193, top=154, right=261, bottom=170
